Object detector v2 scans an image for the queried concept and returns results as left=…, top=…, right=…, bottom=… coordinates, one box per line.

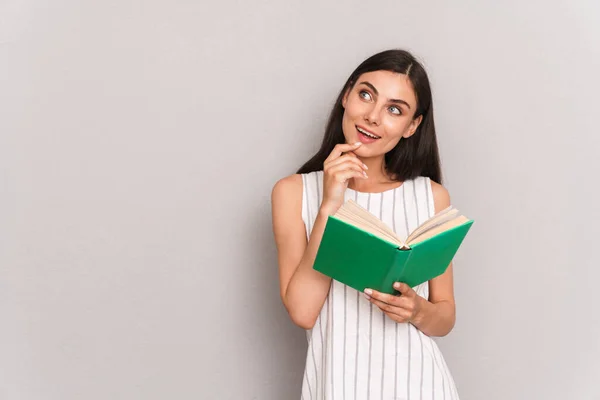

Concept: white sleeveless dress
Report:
left=300, top=171, right=459, bottom=400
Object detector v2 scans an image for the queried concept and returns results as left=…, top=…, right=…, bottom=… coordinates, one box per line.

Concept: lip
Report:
left=356, top=125, right=381, bottom=144
left=355, top=125, right=381, bottom=142
left=355, top=125, right=381, bottom=138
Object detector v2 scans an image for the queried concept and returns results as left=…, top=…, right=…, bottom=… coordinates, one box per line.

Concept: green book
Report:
left=313, top=199, right=474, bottom=295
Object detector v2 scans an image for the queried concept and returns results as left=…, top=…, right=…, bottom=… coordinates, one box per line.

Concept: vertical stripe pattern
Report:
left=379, top=192, right=386, bottom=398
left=298, top=172, right=459, bottom=400
left=392, top=186, right=399, bottom=400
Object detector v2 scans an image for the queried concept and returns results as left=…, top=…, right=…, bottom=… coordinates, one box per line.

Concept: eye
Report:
left=389, top=105, right=402, bottom=115
left=359, top=90, right=372, bottom=101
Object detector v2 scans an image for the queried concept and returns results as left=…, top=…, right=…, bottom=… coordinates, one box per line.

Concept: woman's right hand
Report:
left=320, top=142, right=369, bottom=215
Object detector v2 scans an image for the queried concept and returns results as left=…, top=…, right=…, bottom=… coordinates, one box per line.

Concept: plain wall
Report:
left=1, top=0, right=599, bottom=399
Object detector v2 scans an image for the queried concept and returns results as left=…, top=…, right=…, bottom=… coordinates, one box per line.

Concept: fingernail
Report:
left=364, top=288, right=372, bottom=295
left=364, top=293, right=371, bottom=300
left=363, top=171, right=368, bottom=178
left=354, top=142, right=361, bottom=146
left=393, top=282, right=400, bottom=289
left=363, top=163, right=368, bottom=170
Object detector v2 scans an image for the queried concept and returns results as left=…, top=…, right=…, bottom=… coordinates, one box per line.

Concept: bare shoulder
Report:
left=271, top=173, right=306, bottom=246
left=271, top=173, right=303, bottom=207
left=429, top=179, right=451, bottom=213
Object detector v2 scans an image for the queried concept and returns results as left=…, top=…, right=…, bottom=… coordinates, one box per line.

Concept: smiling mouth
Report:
left=356, top=125, right=381, bottom=139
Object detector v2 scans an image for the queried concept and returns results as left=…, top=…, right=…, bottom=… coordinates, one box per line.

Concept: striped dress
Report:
left=300, top=170, right=459, bottom=400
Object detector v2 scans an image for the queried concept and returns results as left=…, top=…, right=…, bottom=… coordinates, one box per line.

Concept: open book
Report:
left=312, top=200, right=474, bottom=294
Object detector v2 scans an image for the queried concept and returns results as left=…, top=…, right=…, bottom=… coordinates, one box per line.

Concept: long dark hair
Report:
left=297, top=49, right=442, bottom=184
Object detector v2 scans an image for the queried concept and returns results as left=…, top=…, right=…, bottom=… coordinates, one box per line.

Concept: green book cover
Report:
left=312, top=212, right=474, bottom=295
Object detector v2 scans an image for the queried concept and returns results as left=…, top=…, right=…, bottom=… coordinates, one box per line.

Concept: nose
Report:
left=364, top=105, right=380, bottom=126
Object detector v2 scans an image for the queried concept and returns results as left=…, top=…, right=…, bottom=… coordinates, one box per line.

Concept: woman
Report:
left=271, top=49, right=460, bottom=399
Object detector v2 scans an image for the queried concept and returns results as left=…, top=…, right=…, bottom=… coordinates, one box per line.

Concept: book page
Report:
left=334, top=199, right=471, bottom=249
left=344, top=201, right=402, bottom=239
left=405, top=207, right=460, bottom=244
left=407, top=215, right=471, bottom=245
left=334, top=200, right=403, bottom=246
left=334, top=212, right=401, bottom=244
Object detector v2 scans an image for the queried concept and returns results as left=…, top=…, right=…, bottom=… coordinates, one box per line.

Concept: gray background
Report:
left=1, top=0, right=599, bottom=399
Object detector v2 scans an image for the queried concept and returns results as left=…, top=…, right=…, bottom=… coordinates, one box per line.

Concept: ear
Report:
left=403, top=114, right=423, bottom=139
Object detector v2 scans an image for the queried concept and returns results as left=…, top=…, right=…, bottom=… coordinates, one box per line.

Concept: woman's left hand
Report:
left=364, top=282, right=423, bottom=324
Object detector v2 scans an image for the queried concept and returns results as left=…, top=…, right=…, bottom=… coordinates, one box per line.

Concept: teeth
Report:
left=357, top=126, right=380, bottom=139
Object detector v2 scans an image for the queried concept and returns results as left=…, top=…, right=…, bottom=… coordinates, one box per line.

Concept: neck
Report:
left=347, top=154, right=396, bottom=192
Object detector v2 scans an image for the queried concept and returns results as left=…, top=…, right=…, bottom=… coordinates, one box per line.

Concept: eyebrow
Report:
left=358, top=81, right=411, bottom=110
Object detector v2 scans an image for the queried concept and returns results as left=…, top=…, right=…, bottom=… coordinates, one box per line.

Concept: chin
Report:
left=352, top=145, right=370, bottom=158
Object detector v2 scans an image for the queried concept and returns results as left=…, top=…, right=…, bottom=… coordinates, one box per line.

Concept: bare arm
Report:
left=271, top=175, right=333, bottom=329
left=271, top=143, right=368, bottom=329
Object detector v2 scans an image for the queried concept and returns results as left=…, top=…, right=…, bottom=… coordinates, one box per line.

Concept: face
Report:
left=341, top=70, right=423, bottom=157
